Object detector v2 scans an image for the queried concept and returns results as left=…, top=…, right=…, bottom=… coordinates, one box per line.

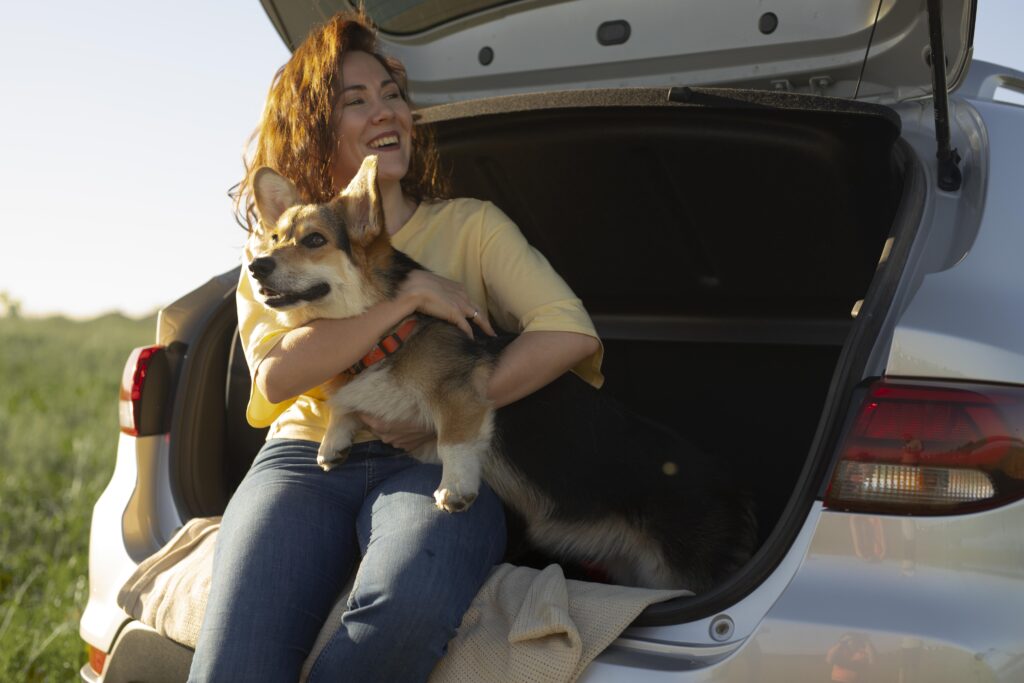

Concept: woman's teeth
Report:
left=369, top=135, right=399, bottom=149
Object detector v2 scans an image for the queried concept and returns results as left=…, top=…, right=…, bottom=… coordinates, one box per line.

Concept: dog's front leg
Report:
left=317, top=409, right=362, bottom=471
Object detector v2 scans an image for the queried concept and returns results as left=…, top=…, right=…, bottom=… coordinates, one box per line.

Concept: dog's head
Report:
left=245, top=155, right=388, bottom=318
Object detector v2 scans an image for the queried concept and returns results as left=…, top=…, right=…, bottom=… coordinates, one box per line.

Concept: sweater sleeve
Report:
left=236, top=269, right=296, bottom=427
left=478, top=202, right=604, bottom=388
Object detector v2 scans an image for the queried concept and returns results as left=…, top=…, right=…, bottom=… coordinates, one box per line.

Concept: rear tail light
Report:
left=87, top=644, right=106, bottom=674
left=119, top=345, right=170, bottom=436
left=825, top=379, right=1024, bottom=515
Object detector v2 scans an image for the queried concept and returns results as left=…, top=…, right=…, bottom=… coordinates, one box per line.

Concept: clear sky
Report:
left=0, top=2, right=289, bottom=318
left=1, top=1, right=1022, bottom=319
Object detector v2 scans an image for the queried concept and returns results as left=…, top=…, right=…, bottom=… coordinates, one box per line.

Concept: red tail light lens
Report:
left=87, top=644, right=106, bottom=674
left=825, top=379, right=1024, bottom=515
left=118, top=345, right=169, bottom=436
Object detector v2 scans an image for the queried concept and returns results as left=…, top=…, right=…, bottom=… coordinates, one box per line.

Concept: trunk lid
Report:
left=261, top=0, right=976, bottom=105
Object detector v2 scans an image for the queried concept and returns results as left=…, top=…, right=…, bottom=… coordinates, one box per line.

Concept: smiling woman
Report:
left=191, top=9, right=602, bottom=683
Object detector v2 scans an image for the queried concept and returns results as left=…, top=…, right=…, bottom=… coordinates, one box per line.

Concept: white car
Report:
left=82, top=0, right=1024, bottom=680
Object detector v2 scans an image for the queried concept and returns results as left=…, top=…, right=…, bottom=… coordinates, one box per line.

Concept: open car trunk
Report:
left=167, top=87, right=918, bottom=623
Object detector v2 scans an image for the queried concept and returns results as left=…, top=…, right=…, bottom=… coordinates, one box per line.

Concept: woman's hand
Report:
left=358, top=412, right=436, bottom=453
left=398, top=270, right=496, bottom=338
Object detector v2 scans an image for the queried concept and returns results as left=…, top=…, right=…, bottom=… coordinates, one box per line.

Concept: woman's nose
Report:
left=371, top=100, right=395, bottom=124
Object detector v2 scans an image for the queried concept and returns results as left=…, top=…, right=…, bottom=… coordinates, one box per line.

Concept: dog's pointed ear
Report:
left=253, top=167, right=301, bottom=228
left=341, top=155, right=384, bottom=246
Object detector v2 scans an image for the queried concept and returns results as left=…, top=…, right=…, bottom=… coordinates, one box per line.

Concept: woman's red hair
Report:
left=235, top=9, right=446, bottom=230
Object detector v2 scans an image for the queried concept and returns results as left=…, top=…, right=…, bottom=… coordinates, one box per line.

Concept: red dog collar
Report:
left=346, top=317, right=420, bottom=376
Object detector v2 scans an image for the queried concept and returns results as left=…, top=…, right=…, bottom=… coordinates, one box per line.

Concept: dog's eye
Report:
left=271, top=233, right=279, bottom=244
left=302, top=233, right=327, bottom=248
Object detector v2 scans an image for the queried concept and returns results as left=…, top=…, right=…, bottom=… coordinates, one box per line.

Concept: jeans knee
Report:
left=356, top=588, right=464, bottom=644
left=308, top=594, right=458, bottom=683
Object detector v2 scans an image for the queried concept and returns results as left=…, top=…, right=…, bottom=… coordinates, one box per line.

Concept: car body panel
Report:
left=888, top=97, right=1024, bottom=384
left=852, top=92, right=986, bottom=380
left=80, top=433, right=156, bottom=652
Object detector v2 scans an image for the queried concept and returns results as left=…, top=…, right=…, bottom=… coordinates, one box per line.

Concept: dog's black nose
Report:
left=249, top=257, right=275, bottom=281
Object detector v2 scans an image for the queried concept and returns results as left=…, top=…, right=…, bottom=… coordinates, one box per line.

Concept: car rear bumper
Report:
left=81, top=622, right=193, bottom=683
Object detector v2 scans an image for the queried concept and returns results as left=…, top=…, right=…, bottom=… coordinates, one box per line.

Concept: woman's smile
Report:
left=367, top=131, right=401, bottom=150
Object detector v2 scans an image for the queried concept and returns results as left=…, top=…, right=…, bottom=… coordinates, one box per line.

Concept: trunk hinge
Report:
left=926, top=0, right=962, bottom=191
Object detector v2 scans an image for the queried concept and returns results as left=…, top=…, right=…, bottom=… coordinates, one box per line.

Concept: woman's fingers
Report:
left=470, top=307, right=497, bottom=337
left=399, top=271, right=495, bottom=338
left=452, top=313, right=474, bottom=339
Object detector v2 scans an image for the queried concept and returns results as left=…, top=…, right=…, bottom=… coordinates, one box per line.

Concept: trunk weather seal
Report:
left=812, top=140, right=926, bottom=500
left=166, top=284, right=239, bottom=518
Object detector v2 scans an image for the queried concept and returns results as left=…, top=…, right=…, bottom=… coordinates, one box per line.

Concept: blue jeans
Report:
left=189, top=439, right=506, bottom=682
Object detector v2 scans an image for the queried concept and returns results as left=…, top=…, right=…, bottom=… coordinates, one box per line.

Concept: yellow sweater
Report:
left=237, top=197, right=604, bottom=443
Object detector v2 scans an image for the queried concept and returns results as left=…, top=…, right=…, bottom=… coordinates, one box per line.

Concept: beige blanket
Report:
left=118, top=517, right=691, bottom=683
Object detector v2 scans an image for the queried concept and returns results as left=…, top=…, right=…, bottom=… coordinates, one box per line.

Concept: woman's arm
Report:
left=486, top=331, right=600, bottom=408
left=257, top=271, right=495, bottom=404
left=257, top=297, right=413, bottom=404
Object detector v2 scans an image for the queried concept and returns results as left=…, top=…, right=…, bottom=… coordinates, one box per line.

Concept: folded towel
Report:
left=430, top=563, right=689, bottom=682
left=118, top=517, right=691, bottom=682
left=117, top=516, right=221, bottom=649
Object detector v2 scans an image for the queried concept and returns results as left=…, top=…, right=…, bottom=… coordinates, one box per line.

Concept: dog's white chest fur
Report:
left=335, top=366, right=434, bottom=445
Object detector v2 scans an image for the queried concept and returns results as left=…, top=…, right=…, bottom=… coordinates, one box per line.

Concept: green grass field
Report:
left=0, top=313, right=156, bottom=681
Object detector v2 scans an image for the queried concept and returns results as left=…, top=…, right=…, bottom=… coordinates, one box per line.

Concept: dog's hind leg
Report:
left=432, top=403, right=494, bottom=513
left=317, top=410, right=362, bottom=471
left=434, top=439, right=486, bottom=512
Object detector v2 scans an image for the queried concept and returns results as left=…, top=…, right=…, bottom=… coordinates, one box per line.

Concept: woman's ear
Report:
left=253, top=167, right=301, bottom=228
left=341, top=155, right=384, bottom=246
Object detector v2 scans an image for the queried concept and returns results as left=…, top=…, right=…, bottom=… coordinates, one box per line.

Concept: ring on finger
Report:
left=470, top=309, right=479, bottom=320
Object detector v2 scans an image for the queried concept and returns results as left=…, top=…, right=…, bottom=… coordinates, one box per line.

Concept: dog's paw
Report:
left=433, top=486, right=478, bottom=513
left=317, top=428, right=354, bottom=472
left=316, top=444, right=350, bottom=472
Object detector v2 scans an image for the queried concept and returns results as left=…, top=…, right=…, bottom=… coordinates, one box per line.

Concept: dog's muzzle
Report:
left=248, top=258, right=329, bottom=308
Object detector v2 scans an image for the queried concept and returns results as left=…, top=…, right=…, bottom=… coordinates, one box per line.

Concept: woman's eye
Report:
left=302, top=233, right=327, bottom=248
left=384, top=90, right=401, bottom=100
left=346, top=98, right=365, bottom=106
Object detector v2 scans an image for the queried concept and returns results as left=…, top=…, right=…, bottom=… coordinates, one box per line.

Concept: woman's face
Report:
left=332, top=50, right=413, bottom=191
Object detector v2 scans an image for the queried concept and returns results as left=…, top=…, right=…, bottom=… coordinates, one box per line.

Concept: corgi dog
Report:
left=245, top=155, right=756, bottom=591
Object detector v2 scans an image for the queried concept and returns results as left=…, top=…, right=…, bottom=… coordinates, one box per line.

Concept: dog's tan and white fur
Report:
left=246, top=156, right=493, bottom=512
